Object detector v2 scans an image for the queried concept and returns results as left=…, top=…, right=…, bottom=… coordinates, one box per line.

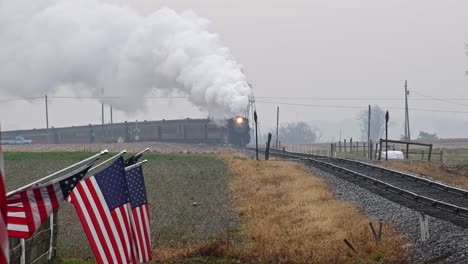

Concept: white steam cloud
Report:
left=0, top=0, right=250, bottom=117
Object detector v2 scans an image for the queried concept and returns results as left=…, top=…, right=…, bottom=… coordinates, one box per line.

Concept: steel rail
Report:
left=267, top=148, right=468, bottom=197
left=308, top=158, right=468, bottom=218
left=251, top=148, right=468, bottom=224
left=336, top=157, right=468, bottom=197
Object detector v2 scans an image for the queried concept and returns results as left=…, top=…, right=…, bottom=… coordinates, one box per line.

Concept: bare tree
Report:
left=357, top=105, right=386, bottom=141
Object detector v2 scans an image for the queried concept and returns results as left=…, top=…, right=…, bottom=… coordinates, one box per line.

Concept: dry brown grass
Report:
left=380, top=161, right=468, bottom=189
left=222, top=154, right=408, bottom=264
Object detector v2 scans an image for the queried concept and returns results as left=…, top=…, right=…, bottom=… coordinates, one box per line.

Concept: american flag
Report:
left=67, top=157, right=139, bottom=264
left=7, top=164, right=91, bottom=239
left=126, top=165, right=152, bottom=262
left=0, top=129, right=9, bottom=264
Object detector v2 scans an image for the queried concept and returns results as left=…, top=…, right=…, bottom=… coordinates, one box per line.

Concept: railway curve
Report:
left=253, top=148, right=468, bottom=228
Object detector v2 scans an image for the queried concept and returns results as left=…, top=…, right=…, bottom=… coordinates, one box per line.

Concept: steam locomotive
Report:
left=1, top=116, right=251, bottom=147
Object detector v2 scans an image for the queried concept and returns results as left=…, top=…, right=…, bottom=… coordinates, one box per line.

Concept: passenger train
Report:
left=1, top=116, right=251, bottom=147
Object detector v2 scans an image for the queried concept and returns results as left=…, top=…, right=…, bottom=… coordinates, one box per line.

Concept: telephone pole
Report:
left=45, top=94, right=49, bottom=144
left=276, top=106, right=279, bottom=149
left=101, top=88, right=105, bottom=125
left=404, top=80, right=411, bottom=141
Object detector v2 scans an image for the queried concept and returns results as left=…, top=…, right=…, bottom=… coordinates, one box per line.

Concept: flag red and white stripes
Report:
left=7, top=164, right=90, bottom=239
left=126, top=165, right=152, bottom=262
left=67, top=157, right=138, bottom=264
left=0, top=128, right=9, bottom=263
left=130, top=204, right=151, bottom=262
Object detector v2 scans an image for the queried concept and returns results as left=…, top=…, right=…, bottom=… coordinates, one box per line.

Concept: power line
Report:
left=0, top=97, right=42, bottom=103
left=4, top=94, right=468, bottom=101
left=410, top=90, right=468, bottom=107
left=256, top=96, right=468, bottom=101
left=48, top=96, right=188, bottom=99
left=255, top=100, right=468, bottom=114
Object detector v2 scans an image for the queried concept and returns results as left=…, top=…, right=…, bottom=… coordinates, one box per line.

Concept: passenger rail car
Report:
left=1, top=117, right=251, bottom=147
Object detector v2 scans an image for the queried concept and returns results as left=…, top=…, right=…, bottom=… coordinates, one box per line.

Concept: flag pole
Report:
left=135, top=147, right=150, bottom=157
left=125, top=159, right=148, bottom=171
left=7, top=150, right=108, bottom=196
left=89, top=150, right=127, bottom=172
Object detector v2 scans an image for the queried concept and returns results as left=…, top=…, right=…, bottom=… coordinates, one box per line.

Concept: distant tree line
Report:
left=261, top=122, right=320, bottom=144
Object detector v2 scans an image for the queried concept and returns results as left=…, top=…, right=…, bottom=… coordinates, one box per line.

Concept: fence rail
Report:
left=251, top=139, right=468, bottom=163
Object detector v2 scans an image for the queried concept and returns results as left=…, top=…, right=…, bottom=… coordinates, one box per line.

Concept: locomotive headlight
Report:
left=236, top=117, right=244, bottom=124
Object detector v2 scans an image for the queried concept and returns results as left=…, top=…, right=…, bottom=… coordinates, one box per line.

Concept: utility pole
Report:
left=404, top=80, right=411, bottom=141
left=368, top=105, right=371, bottom=159
left=110, top=105, right=114, bottom=141
left=101, top=88, right=104, bottom=125
left=276, top=106, right=279, bottom=149
left=45, top=94, right=49, bottom=144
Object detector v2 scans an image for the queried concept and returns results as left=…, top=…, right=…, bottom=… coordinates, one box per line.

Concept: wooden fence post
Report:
left=406, top=143, right=410, bottom=160
left=378, top=140, right=383, bottom=160
left=344, top=139, right=347, bottom=152
left=350, top=138, right=353, bottom=152
left=428, top=144, right=433, bottom=162
left=375, top=143, right=378, bottom=160
left=265, top=133, right=272, bottom=160
left=339, top=141, right=342, bottom=152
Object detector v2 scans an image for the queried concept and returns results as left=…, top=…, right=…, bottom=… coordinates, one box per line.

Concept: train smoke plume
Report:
left=0, top=1, right=250, bottom=117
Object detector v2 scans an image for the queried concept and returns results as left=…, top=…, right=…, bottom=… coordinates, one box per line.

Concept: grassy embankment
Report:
left=220, top=153, right=407, bottom=263
left=4, top=151, right=238, bottom=263
left=4, top=151, right=408, bottom=263
left=380, top=160, right=468, bottom=189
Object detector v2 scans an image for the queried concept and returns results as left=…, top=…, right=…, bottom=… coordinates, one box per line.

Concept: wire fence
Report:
left=9, top=213, right=58, bottom=264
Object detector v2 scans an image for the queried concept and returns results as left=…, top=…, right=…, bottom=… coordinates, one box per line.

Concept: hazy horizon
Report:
left=1, top=0, right=468, bottom=141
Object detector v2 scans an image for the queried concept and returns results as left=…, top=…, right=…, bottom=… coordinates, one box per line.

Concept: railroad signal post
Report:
left=254, top=111, right=259, bottom=161
left=385, top=111, right=389, bottom=161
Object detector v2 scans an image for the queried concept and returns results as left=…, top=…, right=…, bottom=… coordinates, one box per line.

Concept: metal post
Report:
left=48, top=214, right=54, bottom=260
left=254, top=111, right=258, bottom=161
left=368, top=105, right=371, bottom=159
left=385, top=111, right=389, bottom=161
left=20, top=238, right=25, bottom=264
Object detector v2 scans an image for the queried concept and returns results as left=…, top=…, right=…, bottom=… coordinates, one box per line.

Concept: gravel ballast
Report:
left=304, top=163, right=468, bottom=264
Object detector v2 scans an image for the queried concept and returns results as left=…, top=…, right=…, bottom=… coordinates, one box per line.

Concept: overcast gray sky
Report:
left=1, top=0, right=468, bottom=140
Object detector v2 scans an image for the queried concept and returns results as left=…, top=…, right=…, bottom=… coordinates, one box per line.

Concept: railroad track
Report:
left=251, top=148, right=468, bottom=228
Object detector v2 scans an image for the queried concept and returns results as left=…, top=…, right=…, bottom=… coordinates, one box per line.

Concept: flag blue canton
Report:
left=126, top=165, right=148, bottom=208
left=95, top=157, right=129, bottom=210
left=59, top=165, right=91, bottom=196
